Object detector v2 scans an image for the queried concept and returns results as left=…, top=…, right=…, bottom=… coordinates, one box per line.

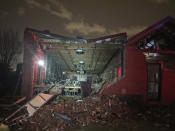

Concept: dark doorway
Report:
left=147, top=63, right=161, bottom=100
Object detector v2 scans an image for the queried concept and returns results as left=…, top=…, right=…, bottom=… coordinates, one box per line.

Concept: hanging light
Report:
left=79, top=61, right=84, bottom=64
left=62, top=72, right=66, bottom=75
left=76, top=48, right=84, bottom=54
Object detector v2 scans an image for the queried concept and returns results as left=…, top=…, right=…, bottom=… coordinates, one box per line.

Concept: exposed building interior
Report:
left=23, top=29, right=127, bottom=98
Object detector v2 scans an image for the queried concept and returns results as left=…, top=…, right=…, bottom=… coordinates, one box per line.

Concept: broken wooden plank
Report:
left=4, top=93, right=55, bottom=122
left=4, top=105, right=26, bottom=121
left=25, top=93, right=55, bottom=116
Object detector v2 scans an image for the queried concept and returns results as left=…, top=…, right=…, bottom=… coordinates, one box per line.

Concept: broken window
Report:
left=139, top=21, right=175, bottom=51
left=138, top=40, right=156, bottom=50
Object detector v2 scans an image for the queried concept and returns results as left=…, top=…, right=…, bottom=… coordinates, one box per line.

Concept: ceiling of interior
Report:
left=32, top=29, right=126, bottom=74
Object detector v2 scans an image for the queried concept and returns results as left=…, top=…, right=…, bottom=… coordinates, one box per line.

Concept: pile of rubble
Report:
left=5, top=95, right=175, bottom=131
left=136, top=106, right=175, bottom=129
left=10, top=95, right=136, bottom=130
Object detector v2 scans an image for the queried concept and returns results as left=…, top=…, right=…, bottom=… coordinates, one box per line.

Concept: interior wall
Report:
left=45, top=55, right=64, bottom=83
left=100, top=49, right=122, bottom=82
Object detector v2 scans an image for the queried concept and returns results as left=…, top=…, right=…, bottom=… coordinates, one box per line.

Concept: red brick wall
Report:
left=161, top=69, right=175, bottom=105
left=21, top=29, right=45, bottom=99
left=21, top=30, right=34, bottom=99
left=101, top=45, right=147, bottom=101
left=102, top=44, right=175, bottom=105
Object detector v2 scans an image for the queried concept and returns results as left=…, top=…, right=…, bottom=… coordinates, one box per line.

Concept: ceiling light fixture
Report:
left=79, top=61, right=84, bottom=64
left=76, top=48, right=84, bottom=54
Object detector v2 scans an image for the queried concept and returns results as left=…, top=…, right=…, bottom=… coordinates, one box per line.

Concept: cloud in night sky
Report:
left=117, top=26, right=146, bottom=37
left=1, top=0, right=174, bottom=38
left=25, top=0, right=72, bottom=20
left=17, top=8, right=25, bottom=16
left=65, top=20, right=146, bottom=37
left=65, top=20, right=108, bottom=35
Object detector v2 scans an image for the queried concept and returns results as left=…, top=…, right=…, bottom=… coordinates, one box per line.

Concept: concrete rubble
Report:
left=3, top=94, right=174, bottom=131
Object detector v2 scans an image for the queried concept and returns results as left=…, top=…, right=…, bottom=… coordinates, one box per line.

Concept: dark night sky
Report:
left=0, top=0, right=175, bottom=39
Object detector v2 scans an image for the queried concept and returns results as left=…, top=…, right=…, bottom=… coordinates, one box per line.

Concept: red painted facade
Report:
left=161, top=69, right=175, bottom=105
left=102, top=44, right=175, bottom=105
left=101, top=17, right=175, bottom=105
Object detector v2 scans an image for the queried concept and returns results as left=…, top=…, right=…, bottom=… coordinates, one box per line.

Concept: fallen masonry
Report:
left=1, top=94, right=174, bottom=131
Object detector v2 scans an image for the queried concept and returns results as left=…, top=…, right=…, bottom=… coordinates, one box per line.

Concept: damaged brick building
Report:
left=21, top=16, right=175, bottom=105
left=102, top=16, right=175, bottom=105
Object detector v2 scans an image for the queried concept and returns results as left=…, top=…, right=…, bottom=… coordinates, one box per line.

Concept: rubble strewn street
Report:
left=3, top=94, right=174, bottom=131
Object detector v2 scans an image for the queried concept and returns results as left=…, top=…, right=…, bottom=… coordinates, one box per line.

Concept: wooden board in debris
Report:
left=25, top=93, right=54, bottom=116
left=4, top=93, right=55, bottom=122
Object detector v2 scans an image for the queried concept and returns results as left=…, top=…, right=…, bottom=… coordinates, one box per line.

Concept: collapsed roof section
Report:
left=26, top=28, right=126, bottom=44
left=25, top=28, right=127, bottom=74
